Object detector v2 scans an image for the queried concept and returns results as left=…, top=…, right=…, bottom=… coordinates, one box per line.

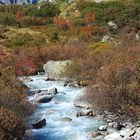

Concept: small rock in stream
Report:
left=47, top=87, right=57, bottom=95
left=20, top=77, right=33, bottom=83
left=76, top=109, right=96, bottom=117
left=38, top=95, right=53, bottom=103
left=113, top=122, right=126, bottom=130
left=32, top=118, right=46, bottom=129
left=98, top=125, right=108, bottom=131
left=61, top=117, right=72, bottom=123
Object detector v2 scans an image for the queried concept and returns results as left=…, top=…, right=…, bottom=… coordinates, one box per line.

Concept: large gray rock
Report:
left=43, top=60, right=72, bottom=80
left=73, top=92, right=93, bottom=109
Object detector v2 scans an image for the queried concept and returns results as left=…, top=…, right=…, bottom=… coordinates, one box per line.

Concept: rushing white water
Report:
left=23, top=75, right=104, bottom=140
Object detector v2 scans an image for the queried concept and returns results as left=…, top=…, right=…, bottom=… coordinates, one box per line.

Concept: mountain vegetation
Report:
left=0, top=0, right=140, bottom=139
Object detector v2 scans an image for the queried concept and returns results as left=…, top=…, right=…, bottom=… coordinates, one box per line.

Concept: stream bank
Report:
left=21, top=75, right=104, bottom=140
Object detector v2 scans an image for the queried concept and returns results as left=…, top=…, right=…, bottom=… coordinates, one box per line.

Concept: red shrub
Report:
left=14, top=60, right=36, bottom=76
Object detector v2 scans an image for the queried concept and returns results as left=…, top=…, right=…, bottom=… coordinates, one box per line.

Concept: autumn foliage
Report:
left=89, top=45, right=140, bottom=121
left=85, top=12, right=96, bottom=24
left=15, top=60, right=36, bottom=76
left=80, top=25, right=96, bottom=37
left=54, top=17, right=69, bottom=30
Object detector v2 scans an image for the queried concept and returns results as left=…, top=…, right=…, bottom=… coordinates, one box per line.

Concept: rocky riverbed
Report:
left=21, top=75, right=104, bottom=140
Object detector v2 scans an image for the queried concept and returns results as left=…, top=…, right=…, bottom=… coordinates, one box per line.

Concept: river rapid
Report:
left=23, top=75, right=104, bottom=140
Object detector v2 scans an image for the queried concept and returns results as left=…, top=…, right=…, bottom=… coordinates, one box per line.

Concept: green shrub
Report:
left=0, top=12, right=16, bottom=26
left=5, top=32, right=46, bottom=48
left=17, top=16, right=46, bottom=27
left=25, top=2, right=60, bottom=17
left=0, top=5, right=23, bottom=14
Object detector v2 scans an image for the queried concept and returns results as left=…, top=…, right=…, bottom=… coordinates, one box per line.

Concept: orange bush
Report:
left=54, top=17, right=69, bottom=30
left=80, top=25, right=96, bottom=37
left=85, top=12, right=96, bottom=24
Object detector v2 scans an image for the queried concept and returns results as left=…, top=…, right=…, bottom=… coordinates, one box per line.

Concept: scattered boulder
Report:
left=36, top=95, right=53, bottom=103
left=32, top=118, right=46, bottom=129
left=73, top=92, right=93, bottom=109
left=108, top=21, right=117, bottom=29
left=47, top=87, right=57, bottom=95
left=98, top=125, right=107, bottom=131
left=76, top=109, right=95, bottom=117
left=102, top=35, right=113, bottom=43
left=88, top=131, right=102, bottom=138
